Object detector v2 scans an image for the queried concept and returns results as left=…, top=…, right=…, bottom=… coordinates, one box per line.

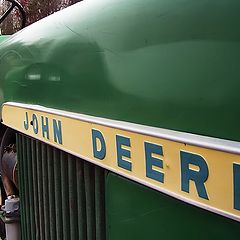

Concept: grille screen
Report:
left=16, top=133, right=106, bottom=240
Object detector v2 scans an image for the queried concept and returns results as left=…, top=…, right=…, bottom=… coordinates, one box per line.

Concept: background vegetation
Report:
left=0, top=0, right=81, bottom=34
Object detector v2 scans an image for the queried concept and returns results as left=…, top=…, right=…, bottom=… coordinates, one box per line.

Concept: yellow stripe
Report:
left=2, top=103, right=240, bottom=221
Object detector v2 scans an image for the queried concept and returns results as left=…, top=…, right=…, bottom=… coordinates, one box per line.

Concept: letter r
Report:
left=181, top=151, right=209, bottom=200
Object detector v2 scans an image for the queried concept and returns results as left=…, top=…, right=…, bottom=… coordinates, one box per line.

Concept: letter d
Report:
left=92, top=129, right=106, bottom=160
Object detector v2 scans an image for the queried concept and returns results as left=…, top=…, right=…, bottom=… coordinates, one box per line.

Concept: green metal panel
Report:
left=106, top=173, right=240, bottom=240
left=0, top=0, right=240, bottom=141
left=16, top=133, right=106, bottom=240
left=0, top=35, right=10, bottom=44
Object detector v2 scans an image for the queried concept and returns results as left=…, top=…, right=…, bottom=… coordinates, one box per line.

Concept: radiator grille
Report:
left=16, top=133, right=106, bottom=240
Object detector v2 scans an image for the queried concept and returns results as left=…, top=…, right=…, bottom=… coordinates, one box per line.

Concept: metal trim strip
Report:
left=3, top=101, right=240, bottom=154
left=2, top=101, right=240, bottom=222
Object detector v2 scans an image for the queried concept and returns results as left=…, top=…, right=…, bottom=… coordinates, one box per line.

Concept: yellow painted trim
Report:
left=2, top=102, right=240, bottom=222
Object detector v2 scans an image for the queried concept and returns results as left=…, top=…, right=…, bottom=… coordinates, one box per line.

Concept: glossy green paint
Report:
left=0, top=0, right=240, bottom=142
left=0, top=1, right=240, bottom=237
left=0, top=35, right=10, bottom=43
left=106, top=173, right=240, bottom=240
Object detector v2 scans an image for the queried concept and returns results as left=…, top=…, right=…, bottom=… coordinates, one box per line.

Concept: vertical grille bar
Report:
left=76, top=159, right=87, bottom=240
left=26, top=138, right=36, bottom=240
left=16, top=135, right=27, bottom=240
left=60, top=151, right=70, bottom=240
left=53, top=148, right=63, bottom=240
left=22, top=136, right=31, bottom=240
left=47, top=145, right=56, bottom=240
left=17, top=133, right=106, bottom=240
left=95, top=166, right=106, bottom=240
left=84, top=162, right=96, bottom=240
left=31, top=139, right=40, bottom=240
left=36, top=141, right=45, bottom=240
left=41, top=143, right=50, bottom=240
left=68, top=155, right=78, bottom=239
